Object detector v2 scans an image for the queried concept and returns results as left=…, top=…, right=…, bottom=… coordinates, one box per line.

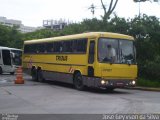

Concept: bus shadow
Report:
left=43, top=80, right=131, bottom=95
left=86, top=87, right=131, bottom=94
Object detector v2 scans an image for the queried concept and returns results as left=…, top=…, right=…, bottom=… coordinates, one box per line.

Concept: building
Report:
left=0, top=16, right=42, bottom=33
left=43, top=19, right=72, bottom=31
left=0, top=16, right=21, bottom=27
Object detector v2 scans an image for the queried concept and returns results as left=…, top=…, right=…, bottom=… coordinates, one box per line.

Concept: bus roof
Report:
left=0, top=46, right=22, bottom=51
left=24, top=32, right=134, bottom=45
left=0, top=46, right=10, bottom=50
left=9, top=48, right=22, bottom=51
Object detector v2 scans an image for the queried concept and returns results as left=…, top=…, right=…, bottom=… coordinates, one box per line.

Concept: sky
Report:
left=0, top=0, right=159, bottom=27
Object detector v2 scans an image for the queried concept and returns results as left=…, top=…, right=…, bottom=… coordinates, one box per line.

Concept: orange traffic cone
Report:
left=14, top=66, right=24, bottom=84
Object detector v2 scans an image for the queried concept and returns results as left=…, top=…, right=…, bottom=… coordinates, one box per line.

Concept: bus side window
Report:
left=24, top=45, right=30, bottom=53
left=54, top=42, right=62, bottom=53
left=46, top=42, right=54, bottom=53
left=62, top=41, right=73, bottom=53
left=73, top=39, right=87, bottom=53
left=37, top=43, right=45, bottom=53
left=77, top=39, right=87, bottom=53
left=72, top=40, right=77, bottom=53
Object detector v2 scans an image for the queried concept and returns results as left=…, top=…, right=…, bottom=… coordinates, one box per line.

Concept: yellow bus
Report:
left=23, top=32, right=137, bottom=90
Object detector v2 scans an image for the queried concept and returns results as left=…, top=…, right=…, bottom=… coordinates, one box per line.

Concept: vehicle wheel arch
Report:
left=37, top=66, right=45, bottom=82
left=73, top=70, right=82, bottom=81
left=31, top=65, right=37, bottom=81
left=73, top=70, right=85, bottom=90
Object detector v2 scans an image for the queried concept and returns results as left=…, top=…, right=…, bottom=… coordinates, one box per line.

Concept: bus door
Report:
left=2, top=50, right=12, bottom=72
left=88, top=40, right=95, bottom=77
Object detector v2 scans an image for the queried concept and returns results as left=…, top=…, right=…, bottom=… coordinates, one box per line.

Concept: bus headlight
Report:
left=101, top=80, right=105, bottom=85
left=132, top=80, right=136, bottom=85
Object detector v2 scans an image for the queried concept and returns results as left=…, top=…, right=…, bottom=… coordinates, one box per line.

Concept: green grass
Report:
left=137, top=78, right=160, bottom=88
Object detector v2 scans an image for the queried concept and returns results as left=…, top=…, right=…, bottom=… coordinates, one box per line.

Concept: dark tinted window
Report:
left=24, top=38, right=87, bottom=54
left=36, top=43, right=45, bottom=53
left=46, top=42, right=54, bottom=53
left=62, top=41, right=73, bottom=53
left=72, top=39, right=87, bottom=53
left=54, top=42, right=62, bottom=52
left=2, top=50, right=11, bottom=65
left=24, top=44, right=33, bottom=53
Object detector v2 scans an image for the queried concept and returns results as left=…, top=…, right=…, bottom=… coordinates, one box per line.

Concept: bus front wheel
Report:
left=74, top=72, right=85, bottom=91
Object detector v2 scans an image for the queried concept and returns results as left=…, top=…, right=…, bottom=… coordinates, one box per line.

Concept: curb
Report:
left=124, top=86, right=160, bottom=92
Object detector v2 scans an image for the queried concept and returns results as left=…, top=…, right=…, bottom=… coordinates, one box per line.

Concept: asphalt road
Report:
left=0, top=74, right=160, bottom=115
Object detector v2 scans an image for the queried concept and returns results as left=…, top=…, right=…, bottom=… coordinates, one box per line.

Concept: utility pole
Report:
left=88, top=3, right=96, bottom=18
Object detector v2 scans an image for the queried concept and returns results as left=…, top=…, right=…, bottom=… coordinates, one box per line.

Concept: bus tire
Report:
left=37, top=69, right=44, bottom=82
left=0, top=67, right=2, bottom=74
left=74, top=72, right=85, bottom=91
left=31, top=67, right=37, bottom=81
left=10, top=72, right=14, bottom=75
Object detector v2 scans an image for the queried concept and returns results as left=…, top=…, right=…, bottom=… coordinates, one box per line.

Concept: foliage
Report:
left=0, top=25, right=23, bottom=48
left=137, top=78, right=160, bottom=88
left=129, top=15, right=160, bottom=80
left=22, top=29, right=59, bottom=40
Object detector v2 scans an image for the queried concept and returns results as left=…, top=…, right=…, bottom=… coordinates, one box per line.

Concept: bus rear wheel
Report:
left=31, top=67, right=37, bottom=81
left=37, top=69, right=44, bottom=82
left=0, top=67, right=2, bottom=74
left=74, top=73, right=85, bottom=91
left=10, top=72, right=14, bottom=75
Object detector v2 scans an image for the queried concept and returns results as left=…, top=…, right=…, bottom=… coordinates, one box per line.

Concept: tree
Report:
left=100, top=0, right=118, bottom=21
left=0, top=24, right=23, bottom=48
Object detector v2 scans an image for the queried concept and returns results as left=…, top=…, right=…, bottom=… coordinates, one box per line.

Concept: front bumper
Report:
left=96, top=79, right=136, bottom=88
left=83, top=76, right=136, bottom=88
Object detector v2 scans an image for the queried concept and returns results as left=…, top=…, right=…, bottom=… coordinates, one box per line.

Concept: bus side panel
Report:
left=23, top=54, right=88, bottom=73
left=23, top=54, right=88, bottom=83
left=42, top=70, right=73, bottom=84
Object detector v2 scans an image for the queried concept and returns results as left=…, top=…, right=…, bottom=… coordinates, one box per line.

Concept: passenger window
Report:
left=62, top=41, right=73, bottom=53
left=46, top=43, right=54, bottom=53
left=36, top=44, right=45, bottom=53
left=54, top=42, right=62, bottom=52
left=73, top=39, right=87, bottom=53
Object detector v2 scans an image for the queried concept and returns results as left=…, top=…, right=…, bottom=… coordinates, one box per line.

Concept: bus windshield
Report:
left=11, top=50, right=22, bottom=66
left=98, top=38, right=136, bottom=64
